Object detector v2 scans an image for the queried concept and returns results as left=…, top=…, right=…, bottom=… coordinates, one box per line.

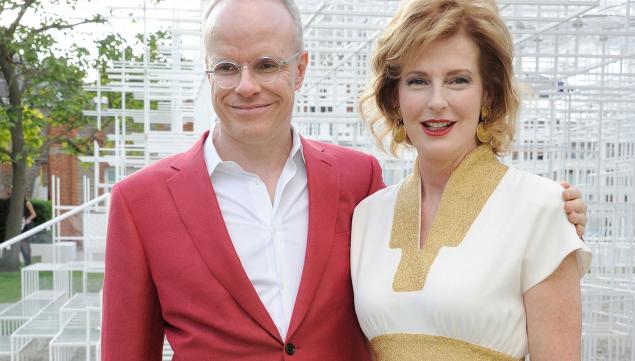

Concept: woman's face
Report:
left=398, top=32, right=485, bottom=166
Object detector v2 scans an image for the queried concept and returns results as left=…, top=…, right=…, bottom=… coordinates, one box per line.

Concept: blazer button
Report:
left=285, top=343, right=296, bottom=355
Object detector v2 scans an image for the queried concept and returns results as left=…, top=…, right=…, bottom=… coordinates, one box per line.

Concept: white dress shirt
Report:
left=203, top=128, right=309, bottom=340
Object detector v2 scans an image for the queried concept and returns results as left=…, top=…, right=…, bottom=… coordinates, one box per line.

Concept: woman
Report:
left=21, top=197, right=36, bottom=265
left=351, top=1, right=592, bottom=360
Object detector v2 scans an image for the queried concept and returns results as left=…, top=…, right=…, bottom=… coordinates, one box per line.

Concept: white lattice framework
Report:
left=43, top=0, right=635, bottom=360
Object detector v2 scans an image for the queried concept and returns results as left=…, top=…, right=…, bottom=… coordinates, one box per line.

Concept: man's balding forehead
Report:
left=202, top=0, right=304, bottom=51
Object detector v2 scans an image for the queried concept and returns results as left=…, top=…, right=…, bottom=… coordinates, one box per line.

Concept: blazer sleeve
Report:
left=367, top=155, right=386, bottom=196
left=101, top=185, right=165, bottom=361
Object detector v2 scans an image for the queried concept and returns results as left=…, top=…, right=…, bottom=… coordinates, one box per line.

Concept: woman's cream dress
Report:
left=351, top=145, right=591, bottom=361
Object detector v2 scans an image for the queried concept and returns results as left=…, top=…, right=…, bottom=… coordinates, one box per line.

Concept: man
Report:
left=101, top=0, right=588, bottom=360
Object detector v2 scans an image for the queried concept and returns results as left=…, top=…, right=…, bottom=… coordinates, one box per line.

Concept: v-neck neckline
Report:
left=389, top=145, right=509, bottom=292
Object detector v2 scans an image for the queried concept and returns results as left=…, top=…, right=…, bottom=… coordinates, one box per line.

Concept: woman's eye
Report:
left=450, top=77, right=470, bottom=85
left=406, top=78, right=427, bottom=86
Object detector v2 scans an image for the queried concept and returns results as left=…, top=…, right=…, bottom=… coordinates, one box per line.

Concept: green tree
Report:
left=0, top=0, right=106, bottom=270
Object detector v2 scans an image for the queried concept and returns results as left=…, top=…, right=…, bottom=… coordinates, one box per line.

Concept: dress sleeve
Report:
left=521, top=183, right=592, bottom=293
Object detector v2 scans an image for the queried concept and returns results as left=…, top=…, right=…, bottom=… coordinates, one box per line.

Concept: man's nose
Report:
left=234, top=67, right=261, bottom=97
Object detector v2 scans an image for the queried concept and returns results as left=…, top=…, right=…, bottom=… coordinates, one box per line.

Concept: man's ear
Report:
left=294, top=50, right=309, bottom=91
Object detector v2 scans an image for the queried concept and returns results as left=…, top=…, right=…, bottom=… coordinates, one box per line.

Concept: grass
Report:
left=0, top=266, right=104, bottom=304
left=0, top=270, right=21, bottom=303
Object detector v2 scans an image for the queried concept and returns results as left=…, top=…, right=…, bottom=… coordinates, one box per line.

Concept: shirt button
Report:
left=285, top=343, right=296, bottom=355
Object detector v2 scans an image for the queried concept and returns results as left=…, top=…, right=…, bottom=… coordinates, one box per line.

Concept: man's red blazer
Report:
left=101, top=132, right=384, bottom=360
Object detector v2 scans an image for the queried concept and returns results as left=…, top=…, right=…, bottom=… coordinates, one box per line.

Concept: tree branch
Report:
left=39, top=132, right=64, bottom=151
left=64, top=137, right=86, bottom=153
left=32, top=16, right=104, bottom=34
left=5, top=0, right=36, bottom=38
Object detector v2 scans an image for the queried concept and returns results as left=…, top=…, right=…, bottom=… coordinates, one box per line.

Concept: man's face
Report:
left=205, top=0, right=308, bottom=146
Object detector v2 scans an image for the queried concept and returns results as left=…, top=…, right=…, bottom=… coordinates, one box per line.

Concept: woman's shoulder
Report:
left=352, top=181, right=403, bottom=231
left=504, top=168, right=565, bottom=209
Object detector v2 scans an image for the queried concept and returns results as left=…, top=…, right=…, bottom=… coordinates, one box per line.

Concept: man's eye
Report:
left=214, top=63, right=238, bottom=74
left=255, top=59, right=279, bottom=73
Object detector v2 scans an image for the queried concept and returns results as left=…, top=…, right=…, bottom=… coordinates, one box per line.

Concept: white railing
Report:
left=0, top=193, right=111, bottom=252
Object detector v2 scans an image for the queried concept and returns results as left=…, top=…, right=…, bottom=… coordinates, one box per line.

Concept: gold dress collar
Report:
left=390, top=144, right=508, bottom=292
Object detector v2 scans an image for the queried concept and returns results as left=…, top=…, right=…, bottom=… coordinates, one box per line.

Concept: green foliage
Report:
left=0, top=107, right=9, bottom=163
left=31, top=199, right=51, bottom=226
left=20, top=107, right=45, bottom=166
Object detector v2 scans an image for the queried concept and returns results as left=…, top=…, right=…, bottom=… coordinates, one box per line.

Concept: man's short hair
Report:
left=202, top=0, right=304, bottom=67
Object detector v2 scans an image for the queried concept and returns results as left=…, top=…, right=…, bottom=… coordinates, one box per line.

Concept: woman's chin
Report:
left=415, top=143, right=477, bottom=167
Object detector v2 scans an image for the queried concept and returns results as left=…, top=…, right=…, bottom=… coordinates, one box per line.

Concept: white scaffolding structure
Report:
left=0, top=1, right=632, bottom=360
left=497, top=2, right=635, bottom=360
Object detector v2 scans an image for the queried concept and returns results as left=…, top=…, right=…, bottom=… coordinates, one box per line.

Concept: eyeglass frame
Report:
left=205, top=51, right=302, bottom=89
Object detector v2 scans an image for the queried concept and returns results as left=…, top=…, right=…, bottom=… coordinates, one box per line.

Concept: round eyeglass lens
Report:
left=212, top=62, right=240, bottom=88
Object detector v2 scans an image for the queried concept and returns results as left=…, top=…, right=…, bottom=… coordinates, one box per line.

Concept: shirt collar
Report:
left=203, top=125, right=305, bottom=177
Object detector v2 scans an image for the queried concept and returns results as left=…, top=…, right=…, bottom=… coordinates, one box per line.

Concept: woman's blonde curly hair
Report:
left=359, top=0, right=520, bottom=156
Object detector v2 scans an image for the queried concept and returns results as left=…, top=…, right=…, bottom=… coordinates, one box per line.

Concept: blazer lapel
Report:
left=287, top=138, right=340, bottom=339
left=166, top=132, right=281, bottom=342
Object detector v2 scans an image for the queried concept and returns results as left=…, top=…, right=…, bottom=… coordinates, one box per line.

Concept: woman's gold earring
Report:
left=393, top=120, right=407, bottom=143
left=480, top=105, right=490, bottom=122
left=476, top=105, right=492, bottom=143
left=393, top=108, right=407, bottom=143
left=476, top=122, right=492, bottom=143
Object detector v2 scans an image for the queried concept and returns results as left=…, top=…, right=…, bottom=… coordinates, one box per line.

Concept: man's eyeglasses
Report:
left=206, top=52, right=301, bottom=89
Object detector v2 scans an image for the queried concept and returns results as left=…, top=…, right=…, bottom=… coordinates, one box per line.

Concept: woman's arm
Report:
left=524, top=252, right=582, bottom=361
left=25, top=200, right=36, bottom=223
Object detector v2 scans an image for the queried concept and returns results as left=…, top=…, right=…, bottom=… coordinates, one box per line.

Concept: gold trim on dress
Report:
left=370, top=333, right=524, bottom=361
left=390, top=145, right=508, bottom=292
